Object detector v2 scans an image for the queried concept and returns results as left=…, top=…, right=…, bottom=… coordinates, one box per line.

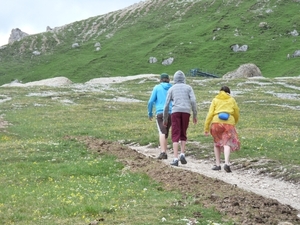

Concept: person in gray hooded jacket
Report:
left=163, top=70, right=198, bottom=166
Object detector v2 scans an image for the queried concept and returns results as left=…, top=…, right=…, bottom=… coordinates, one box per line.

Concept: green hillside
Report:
left=0, top=0, right=299, bottom=85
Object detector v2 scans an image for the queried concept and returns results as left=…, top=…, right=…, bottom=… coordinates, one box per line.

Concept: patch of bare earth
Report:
left=0, top=116, right=10, bottom=129
left=69, top=136, right=300, bottom=225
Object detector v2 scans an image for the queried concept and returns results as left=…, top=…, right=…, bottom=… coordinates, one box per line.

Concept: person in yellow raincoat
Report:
left=204, top=86, right=240, bottom=172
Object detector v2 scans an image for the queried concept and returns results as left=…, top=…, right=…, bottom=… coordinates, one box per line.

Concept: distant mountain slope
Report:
left=0, top=0, right=299, bottom=85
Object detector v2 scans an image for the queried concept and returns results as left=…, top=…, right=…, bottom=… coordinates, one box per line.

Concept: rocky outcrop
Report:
left=290, top=29, right=299, bottom=37
left=223, top=63, right=263, bottom=79
left=8, top=28, right=29, bottom=44
left=72, top=43, right=79, bottom=48
left=2, top=77, right=72, bottom=87
left=94, top=42, right=101, bottom=51
left=292, top=50, right=300, bottom=58
left=149, top=57, right=157, bottom=63
left=32, top=51, right=41, bottom=56
left=46, top=26, right=53, bottom=31
left=162, top=57, right=174, bottom=65
left=259, top=22, right=268, bottom=28
left=231, top=44, right=248, bottom=52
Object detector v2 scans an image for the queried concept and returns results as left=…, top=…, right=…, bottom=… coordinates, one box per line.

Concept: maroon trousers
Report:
left=171, top=112, right=190, bottom=143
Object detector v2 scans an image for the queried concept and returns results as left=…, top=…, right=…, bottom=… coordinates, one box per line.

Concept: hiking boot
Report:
left=170, top=159, right=179, bottom=166
left=224, top=164, right=232, bottom=173
left=212, top=165, right=221, bottom=171
left=157, top=152, right=168, bottom=160
left=179, top=154, right=187, bottom=164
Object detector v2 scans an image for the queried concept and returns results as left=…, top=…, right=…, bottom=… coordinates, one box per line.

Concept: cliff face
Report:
left=8, top=28, right=29, bottom=44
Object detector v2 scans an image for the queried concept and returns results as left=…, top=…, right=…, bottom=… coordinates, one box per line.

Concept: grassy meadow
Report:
left=0, top=75, right=300, bottom=224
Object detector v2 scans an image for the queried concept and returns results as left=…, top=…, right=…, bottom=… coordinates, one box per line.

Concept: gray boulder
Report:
left=162, top=57, right=174, bottom=65
left=149, top=57, right=157, bottom=64
left=223, top=63, right=263, bottom=79
left=46, top=26, right=53, bottom=31
left=72, top=43, right=79, bottom=48
left=231, top=44, right=248, bottom=52
left=259, top=22, right=268, bottom=29
left=292, top=50, right=300, bottom=58
left=32, top=51, right=41, bottom=56
left=94, top=42, right=101, bottom=51
left=8, top=28, right=29, bottom=44
left=290, top=30, right=299, bottom=37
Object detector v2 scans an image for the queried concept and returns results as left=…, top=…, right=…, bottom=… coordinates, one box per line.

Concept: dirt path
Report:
left=129, top=144, right=300, bottom=212
left=73, top=137, right=300, bottom=225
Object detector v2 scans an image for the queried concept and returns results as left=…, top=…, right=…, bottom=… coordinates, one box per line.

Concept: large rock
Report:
left=72, top=43, right=79, bottom=48
left=2, top=77, right=72, bottom=87
left=290, top=29, right=299, bottom=37
left=162, top=57, right=174, bottom=65
left=46, top=26, right=53, bottom=31
left=149, top=57, right=157, bottom=63
left=8, top=28, right=29, bottom=44
left=32, top=51, right=41, bottom=56
left=94, top=42, right=101, bottom=51
left=231, top=44, right=248, bottom=52
left=292, top=50, right=300, bottom=58
left=259, top=22, right=268, bottom=29
left=223, top=63, right=263, bottom=79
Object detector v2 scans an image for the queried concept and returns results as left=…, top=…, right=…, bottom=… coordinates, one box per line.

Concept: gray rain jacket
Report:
left=163, top=70, right=197, bottom=123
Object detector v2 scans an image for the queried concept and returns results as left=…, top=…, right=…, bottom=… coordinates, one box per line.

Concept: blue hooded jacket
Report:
left=148, top=82, right=172, bottom=117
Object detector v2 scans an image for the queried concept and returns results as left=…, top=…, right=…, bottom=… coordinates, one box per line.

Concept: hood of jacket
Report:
left=160, top=82, right=172, bottom=90
left=216, top=90, right=231, bottom=100
left=173, top=70, right=186, bottom=84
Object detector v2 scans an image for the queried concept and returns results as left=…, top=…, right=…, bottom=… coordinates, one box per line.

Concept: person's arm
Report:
left=189, top=87, right=197, bottom=123
left=232, top=98, right=240, bottom=124
left=163, top=90, right=172, bottom=125
left=204, top=100, right=215, bottom=133
left=147, top=88, right=157, bottom=120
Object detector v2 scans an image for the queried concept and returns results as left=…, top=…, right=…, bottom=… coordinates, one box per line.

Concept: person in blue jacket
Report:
left=148, top=73, right=172, bottom=159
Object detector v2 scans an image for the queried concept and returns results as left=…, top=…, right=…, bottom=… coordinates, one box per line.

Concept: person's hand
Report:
left=193, top=118, right=197, bottom=125
left=149, top=116, right=153, bottom=121
left=163, top=122, right=167, bottom=127
left=204, top=132, right=209, bottom=136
